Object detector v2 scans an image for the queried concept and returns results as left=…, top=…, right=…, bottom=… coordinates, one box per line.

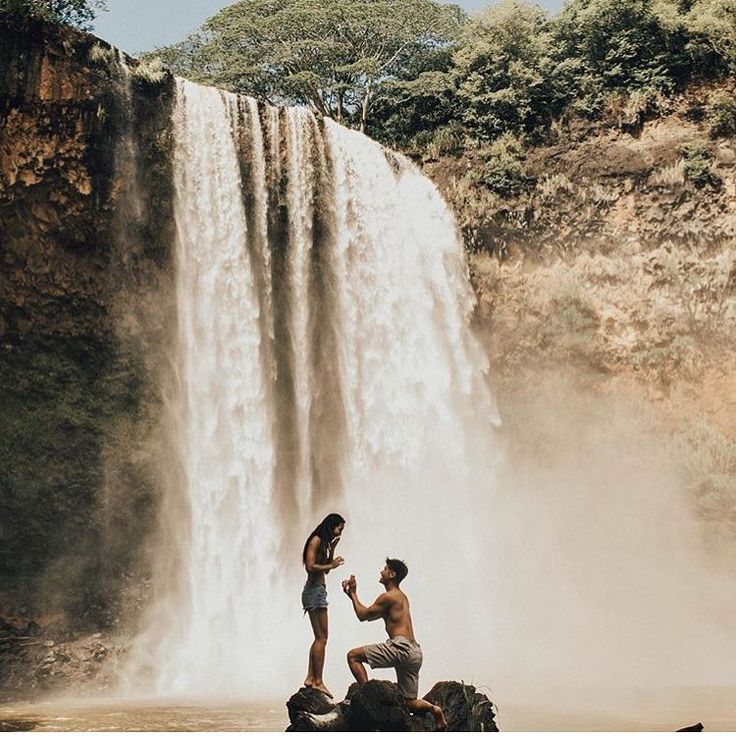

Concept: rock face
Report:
left=0, top=13, right=176, bottom=670
left=424, top=681, right=499, bottom=732
left=0, top=615, right=125, bottom=701
left=285, top=680, right=499, bottom=732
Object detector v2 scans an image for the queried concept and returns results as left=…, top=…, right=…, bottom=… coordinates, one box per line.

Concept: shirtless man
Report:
left=343, top=558, right=447, bottom=730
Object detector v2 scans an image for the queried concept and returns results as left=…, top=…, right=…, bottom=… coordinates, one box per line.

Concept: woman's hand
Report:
left=331, top=556, right=345, bottom=569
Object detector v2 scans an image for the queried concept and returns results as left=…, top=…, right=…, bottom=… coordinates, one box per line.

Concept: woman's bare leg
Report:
left=304, top=635, right=315, bottom=689
left=306, top=608, right=331, bottom=697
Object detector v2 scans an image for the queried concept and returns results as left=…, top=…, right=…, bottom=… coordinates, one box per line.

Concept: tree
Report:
left=366, top=46, right=459, bottom=148
left=0, top=0, right=106, bottom=30
left=453, top=0, right=558, bottom=142
left=151, top=0, right=464, bottom=133
left=680, top=0, right=736, bottom=73
left=548, top=0, right=691, bottom=104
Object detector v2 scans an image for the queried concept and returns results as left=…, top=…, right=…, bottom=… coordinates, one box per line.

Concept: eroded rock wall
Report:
left=0, top=15, right=175, bottom=631
left=426, top=100, right=736, bottom=558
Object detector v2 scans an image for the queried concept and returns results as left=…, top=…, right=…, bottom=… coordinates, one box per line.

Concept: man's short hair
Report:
left=386, top=557, right=408, bottom=584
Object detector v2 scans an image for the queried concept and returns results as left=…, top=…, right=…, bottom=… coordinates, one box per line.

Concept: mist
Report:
left=115, top=79, right=735, bottom=729
left=478, top=370, right=736, bottom=720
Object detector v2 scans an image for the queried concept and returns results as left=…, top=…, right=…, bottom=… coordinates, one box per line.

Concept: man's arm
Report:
left=343, top=577, right=389, bottom=622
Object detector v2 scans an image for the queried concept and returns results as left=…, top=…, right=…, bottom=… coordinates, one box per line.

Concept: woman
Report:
left=302, top=513, right=345, bottom=697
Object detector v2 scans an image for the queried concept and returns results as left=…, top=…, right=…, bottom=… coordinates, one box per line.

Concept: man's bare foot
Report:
left=303, top=678, right=315, bottom=689
left=431, top=704, right=447, bottom=731
left=312, top=682, right=333, bottom=698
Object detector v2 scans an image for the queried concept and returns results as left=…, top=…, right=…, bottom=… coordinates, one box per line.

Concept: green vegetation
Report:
left=131, top=57, right=168, bottom=87
left=680, top=140, right=719, bottom=187
left=150, top=0, right=736, bottom=151
left=475, top=133, right=529, bottom=195
left=0, top=0, right=106, bottom=30
left=150, top=0, right=463, bottom=133
left=707, top=91, right=736, bottom=137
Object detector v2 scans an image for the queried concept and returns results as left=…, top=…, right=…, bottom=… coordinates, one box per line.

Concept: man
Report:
left=343, top=558, right=447, bottom=730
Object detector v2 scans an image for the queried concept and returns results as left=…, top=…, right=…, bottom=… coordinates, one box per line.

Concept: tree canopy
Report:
left=453, top=0, right=555, bottom=141
left=152, top=0, right=736, bottom=150
left=151, top=0, right=464, bottom=132
left=1, top=0, right=106, bottom=30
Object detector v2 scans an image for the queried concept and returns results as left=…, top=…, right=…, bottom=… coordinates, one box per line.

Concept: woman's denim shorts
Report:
left=302, top=580, right=328, bottom=612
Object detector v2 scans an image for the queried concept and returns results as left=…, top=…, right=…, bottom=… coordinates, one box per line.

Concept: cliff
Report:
left=0, top=14, right=175, bottom=634
left=421, top=89, right=736, bottom=557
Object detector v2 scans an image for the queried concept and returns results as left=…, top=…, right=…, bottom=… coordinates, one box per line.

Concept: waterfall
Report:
left=126, top=78, right=499, bottom=698
left=121, top=78, right=736, bottom=710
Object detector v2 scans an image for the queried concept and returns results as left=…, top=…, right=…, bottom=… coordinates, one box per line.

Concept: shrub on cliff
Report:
left=680, top=140, right=719, bottom=187
left=475, top=133, right=530, bottom=196
left=707, top=91, right=736, bottom=138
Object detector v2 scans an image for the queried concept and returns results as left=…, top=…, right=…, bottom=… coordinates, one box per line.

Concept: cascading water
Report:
left=125, top=78, right=736, bottom=710
left=125, top=78, right=500, bottom=698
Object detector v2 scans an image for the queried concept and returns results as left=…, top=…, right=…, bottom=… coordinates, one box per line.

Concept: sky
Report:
left=93, top=0, right=563, bottom=56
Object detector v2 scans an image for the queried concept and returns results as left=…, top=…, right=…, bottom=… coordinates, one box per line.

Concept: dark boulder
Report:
left=286, top=688, right=335, bottom=722
left=285, top=679, right=499, bottom=732
left=285, top=688, right=349, bottom=732
left=347, top=680, right=414, bottom=731
left=423, top=681, right=499, bottom=732
left=286, top=705, right=350, bottom=732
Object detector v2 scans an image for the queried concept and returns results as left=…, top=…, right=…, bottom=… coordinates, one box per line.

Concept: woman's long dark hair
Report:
left=302, top=513, right=345, bottom=567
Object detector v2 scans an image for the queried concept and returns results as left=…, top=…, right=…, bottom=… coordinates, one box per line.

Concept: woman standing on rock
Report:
left=302, top=513, right=346, bottom=698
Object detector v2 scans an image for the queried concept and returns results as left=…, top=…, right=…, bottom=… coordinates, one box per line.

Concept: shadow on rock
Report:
left=347, top=680, right=413, bottom=731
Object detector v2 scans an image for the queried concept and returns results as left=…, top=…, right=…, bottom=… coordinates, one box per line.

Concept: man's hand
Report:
left=342, top=574, right=357, bottom=596
left=331, top=556, right=345, bottom=569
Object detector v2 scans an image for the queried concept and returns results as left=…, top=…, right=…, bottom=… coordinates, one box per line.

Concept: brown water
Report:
left=1, top=687, right=734, bottom=732
left=0, top=699, right=286, bottom=732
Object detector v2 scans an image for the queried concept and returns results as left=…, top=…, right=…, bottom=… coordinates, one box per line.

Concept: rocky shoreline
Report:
left=0, top=616, right=124, bottom=702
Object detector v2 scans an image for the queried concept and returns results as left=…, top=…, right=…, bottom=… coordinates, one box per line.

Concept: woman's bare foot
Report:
left=431, top=705, right=448, bottom=731
left=312, top=682, right=333, bottom=698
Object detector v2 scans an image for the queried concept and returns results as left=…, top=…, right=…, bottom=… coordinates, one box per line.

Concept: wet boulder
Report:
left=285, top=679, right=499, bottom=731
left=347, top=680, right=414, bottom=731
left=285, top=688, right=349, bottom=732
left=423, top=681, right=499, bottom=732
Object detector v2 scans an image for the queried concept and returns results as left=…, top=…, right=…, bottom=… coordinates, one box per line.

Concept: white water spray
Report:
left=124, top=79, right=736, bottom=714
left=125, top=79, right=499, bottom=698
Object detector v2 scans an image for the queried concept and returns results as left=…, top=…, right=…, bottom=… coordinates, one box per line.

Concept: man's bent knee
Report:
left=347, top=647, right=366, bottom=663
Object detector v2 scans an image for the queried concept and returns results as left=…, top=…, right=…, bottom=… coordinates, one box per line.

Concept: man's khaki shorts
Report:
left=362, top=636, right=423, bottom=699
